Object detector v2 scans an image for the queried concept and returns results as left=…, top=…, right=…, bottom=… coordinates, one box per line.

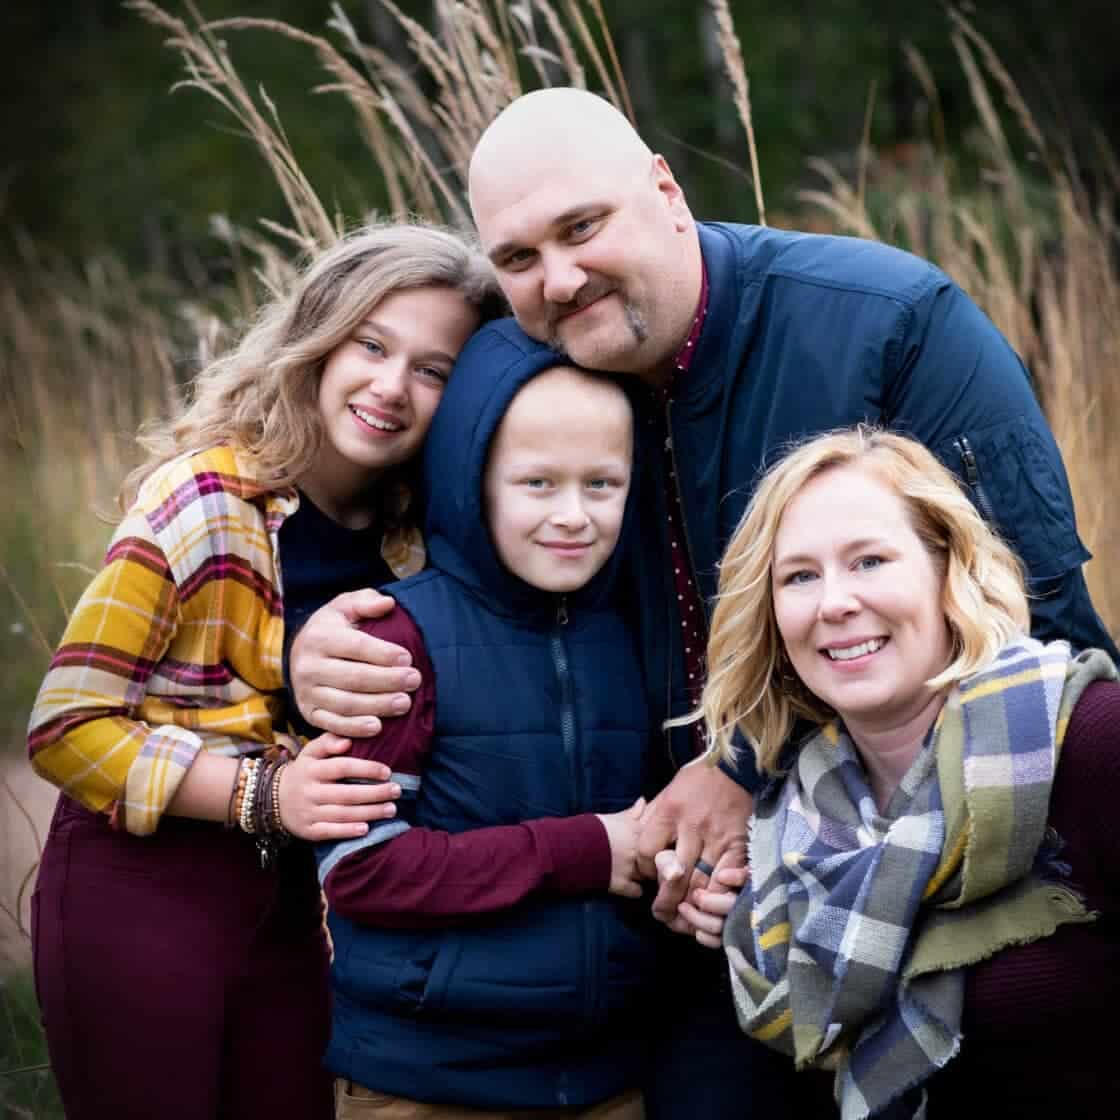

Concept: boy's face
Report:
left=484, top=367, right=632, bottom=594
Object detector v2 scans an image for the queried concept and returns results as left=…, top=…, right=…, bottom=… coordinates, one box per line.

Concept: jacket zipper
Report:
left=663, top=399, right=705, bottom=771
left=550, top=596, right=577, bottom=814
left=550, top=597, right=599, bottom=1031
left=954, top=436, right=996, bottom=523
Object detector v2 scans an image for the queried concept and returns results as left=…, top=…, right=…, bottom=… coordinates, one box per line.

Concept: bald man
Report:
left=289, top=88, right=1115, bottom=1118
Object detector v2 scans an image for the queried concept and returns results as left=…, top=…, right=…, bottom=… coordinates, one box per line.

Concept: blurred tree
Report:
left=3, top=1, right=1117, bottom=268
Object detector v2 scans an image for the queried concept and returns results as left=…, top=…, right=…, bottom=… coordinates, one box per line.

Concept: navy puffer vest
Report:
left=326, top=320, right=655, bottom=1109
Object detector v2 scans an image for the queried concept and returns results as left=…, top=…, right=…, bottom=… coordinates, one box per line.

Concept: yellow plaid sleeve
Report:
left=27, top=508, right=202, bottom=835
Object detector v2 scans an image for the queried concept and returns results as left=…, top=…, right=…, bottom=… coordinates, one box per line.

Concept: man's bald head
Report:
left=467, top=88, right=703, bottom=383
left=469, top=89, right=652, bottom=210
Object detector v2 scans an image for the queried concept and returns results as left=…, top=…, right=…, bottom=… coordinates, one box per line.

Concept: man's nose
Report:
left=541, top=249, right=586, bottom=306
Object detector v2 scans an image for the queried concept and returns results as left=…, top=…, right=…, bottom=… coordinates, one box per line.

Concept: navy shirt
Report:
left=279, top=490, right=399, bottom=736
left=279, top=490, right=396, bottom=637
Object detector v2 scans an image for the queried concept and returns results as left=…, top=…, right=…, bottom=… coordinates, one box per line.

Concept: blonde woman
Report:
left=27, top=223, right=503, bottom=1120
left=694, top=427, right=1120, bottom=1118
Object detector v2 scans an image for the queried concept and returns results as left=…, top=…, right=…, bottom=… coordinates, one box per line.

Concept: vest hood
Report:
left=421, top=318, right=637, bottom=617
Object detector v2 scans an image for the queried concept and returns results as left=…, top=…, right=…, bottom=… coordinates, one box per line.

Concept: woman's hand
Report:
left=277, top=733, right=401, bottom=842
left=676, top=849, right=749, bottom=949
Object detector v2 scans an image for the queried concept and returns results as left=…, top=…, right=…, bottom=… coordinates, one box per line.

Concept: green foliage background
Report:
left=5, top=1, right=1119, bottom=271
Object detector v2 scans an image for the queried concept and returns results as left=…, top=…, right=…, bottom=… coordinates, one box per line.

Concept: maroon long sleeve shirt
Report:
left=320, top=606, right=612, bottom=929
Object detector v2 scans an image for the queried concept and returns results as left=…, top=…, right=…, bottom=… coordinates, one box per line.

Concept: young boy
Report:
left=318, top=319, right=654, bottom=1119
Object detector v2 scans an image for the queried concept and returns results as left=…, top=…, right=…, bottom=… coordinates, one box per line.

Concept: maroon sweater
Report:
left=797, top=679, right=1120, bottom=1116
left=321, top=608, right=611, bottom=928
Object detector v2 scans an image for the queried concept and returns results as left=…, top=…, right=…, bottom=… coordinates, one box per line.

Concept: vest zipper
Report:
left=954, top=436, right=996, bottom=523
left=550, top=596, right=597, bottom=1031
left=550, top=596, right=578, bottom=814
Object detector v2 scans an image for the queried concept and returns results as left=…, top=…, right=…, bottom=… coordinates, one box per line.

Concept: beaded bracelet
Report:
left=230, top=757, right=251, bottom=828
left=238, top=758, right=261, bottom=835
left=269, top=761, right=288, bottom=836
left=225, top=758, right=245, bottom=829
left=228, top=754, right=291, bottom=868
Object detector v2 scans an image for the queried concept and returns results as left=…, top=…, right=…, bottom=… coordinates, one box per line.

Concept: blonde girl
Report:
left=28, top=222, right=503, bottom=1120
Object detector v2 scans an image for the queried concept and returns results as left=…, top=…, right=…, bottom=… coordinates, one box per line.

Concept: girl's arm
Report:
left=28, top=508, right=199, bottom=835
left=167, top=736, right=401, bottom=841
left=28, top=463, right=399, bottom=839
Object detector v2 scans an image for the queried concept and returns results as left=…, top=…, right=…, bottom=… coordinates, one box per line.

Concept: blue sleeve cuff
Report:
left=316, top=819, right=411, bottom=884
left=717, top=729, right=764, bottom=794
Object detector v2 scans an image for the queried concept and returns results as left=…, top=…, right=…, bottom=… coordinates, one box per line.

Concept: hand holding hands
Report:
left=674, top=845, right=749, bottom=949
left=596, top=797, right=647, bottom=898
left=637, top=760, right=753, bottom=927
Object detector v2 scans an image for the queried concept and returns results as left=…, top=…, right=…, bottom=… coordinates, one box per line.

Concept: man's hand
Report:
left=289, top=590, right=421, bottom=737
left=595, top=797, right=647, bottom=898
left=637, top=760, right=752, bottom=925
left=277, top=733, right=401, bottom=842
left=676, top=846, right=749, bottom=949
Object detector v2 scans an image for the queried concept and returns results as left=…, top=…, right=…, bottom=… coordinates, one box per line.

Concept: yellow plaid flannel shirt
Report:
left=28, top=444, right=423, bottom=835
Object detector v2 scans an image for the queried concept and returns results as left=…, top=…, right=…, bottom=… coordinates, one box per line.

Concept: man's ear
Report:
left=651, top=154, right=692, bottom=231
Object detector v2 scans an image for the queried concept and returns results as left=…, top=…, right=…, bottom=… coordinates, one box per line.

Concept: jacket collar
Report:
left=673, top=222, right=752, bottom=400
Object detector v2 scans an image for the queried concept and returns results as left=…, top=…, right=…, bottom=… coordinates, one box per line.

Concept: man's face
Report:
left=472, top=157, right=695, bottom=381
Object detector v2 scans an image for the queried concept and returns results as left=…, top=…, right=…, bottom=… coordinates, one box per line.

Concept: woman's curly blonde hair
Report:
left=692, top=426, right=1030, bottom=773
left=121, top=220, right=505, bottom=508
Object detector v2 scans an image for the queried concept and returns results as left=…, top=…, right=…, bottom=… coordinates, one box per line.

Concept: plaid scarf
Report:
left=724, top=637, right=1113, bottom=1119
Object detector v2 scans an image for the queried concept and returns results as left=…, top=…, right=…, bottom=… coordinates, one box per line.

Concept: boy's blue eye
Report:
left=855, top=556, right=884, bottom=572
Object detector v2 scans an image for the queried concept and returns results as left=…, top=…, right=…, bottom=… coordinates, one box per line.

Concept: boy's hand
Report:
left=595, top=797, right=647, bottom=898
left=289, top=590, right=422, bottom=737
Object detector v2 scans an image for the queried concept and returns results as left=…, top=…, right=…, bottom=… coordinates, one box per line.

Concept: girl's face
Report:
left=770, top=464, right=954, bottom=744
left=308, top=285, right=480, bottom=507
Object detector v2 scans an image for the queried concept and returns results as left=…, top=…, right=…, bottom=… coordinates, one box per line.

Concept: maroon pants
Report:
left=32, top=795, right=333, bottom=1120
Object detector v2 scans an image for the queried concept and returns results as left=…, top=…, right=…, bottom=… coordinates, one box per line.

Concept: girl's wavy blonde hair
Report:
left=695, top=425, right=1030, bottom=773
left=121, top=220, right=505, bottom=509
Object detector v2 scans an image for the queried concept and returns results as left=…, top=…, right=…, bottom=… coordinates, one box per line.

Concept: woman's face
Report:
left=311, top=285, right=480, bottom=497
left=771, top=464, right=954, bottom=741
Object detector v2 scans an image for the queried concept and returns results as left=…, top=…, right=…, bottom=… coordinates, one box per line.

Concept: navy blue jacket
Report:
left=638, top=222, right=1116, bottom=789
left=323, top=321, right=655, bottom=1109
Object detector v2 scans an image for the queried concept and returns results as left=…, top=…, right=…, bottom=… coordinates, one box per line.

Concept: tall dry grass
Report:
left=790, top=7, right=1120, bottom=632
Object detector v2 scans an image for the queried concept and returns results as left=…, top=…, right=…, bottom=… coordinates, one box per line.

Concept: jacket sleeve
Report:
left=316, top=607, right=612, bottom=928
left=26, top=508, right=203, bottom=835
left=886, top=276, right=1117, bottom=659
left=717, top=731, right=763, bottom=793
